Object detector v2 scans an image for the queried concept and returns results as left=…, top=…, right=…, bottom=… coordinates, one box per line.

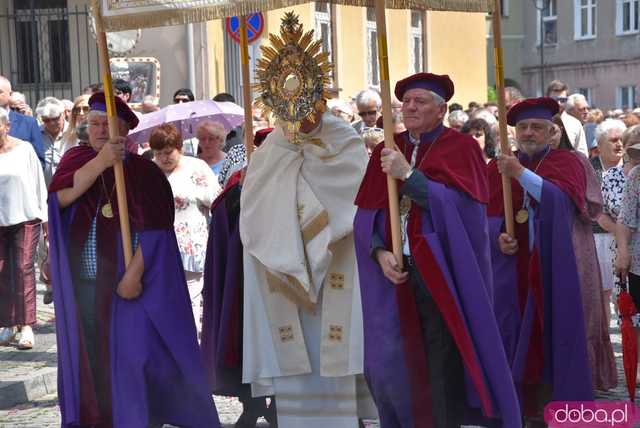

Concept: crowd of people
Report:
left=1, top=25, right=640, bottom=426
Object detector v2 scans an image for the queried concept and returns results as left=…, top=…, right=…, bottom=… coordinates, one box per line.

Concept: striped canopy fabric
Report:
left=96, top=0, right=493, bottom=31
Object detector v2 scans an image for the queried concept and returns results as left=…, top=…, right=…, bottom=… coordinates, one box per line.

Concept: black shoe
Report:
left=43, top=290, right=54, bottom=305
left=263, top=398, right=277, bottom=427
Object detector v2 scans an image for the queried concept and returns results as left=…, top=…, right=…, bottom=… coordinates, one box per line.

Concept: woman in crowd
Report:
left=150, top=123, right=221, bottom=339
left=613, top=126, right=640, bottom=344
left=550, top=114, right=618, bottom=391
left=460, top=118, right=496, bottom=162
left=196, top=120, right=228, bottom=178
left=0, top=107, right=47, bottom=350
left=591, top=119, right=628, bottom=325
left=61, top=94, right=90, bottom=153
left=216, top=128, right=273, bottom=188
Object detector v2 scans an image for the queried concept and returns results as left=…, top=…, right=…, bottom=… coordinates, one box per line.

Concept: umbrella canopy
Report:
left=128, top=100, right=245, bottom=144
left=618, top=275, right=638, bottom=402
left=97, top=0, right=493, bottom=31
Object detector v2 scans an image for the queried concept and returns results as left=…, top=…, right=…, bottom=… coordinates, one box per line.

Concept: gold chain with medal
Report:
left=99, top=174, right=116, bottom=219
left=399, top=133, right=441, bottom=246
left=515, top=148, right=550, bottom=224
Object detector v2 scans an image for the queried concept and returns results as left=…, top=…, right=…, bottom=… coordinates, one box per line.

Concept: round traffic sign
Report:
left=225, top=13, right=264, bottom=44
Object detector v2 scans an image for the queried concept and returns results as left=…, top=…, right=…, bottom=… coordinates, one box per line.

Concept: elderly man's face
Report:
left=515, top=118, right=553, bottom=155
left=87, top=113, right=128, bottom=151
left=401, top=88, right=447, bottom=136
left=357, top=100, right=380, bottom=127
left=570, top=99, right=589, bottom=123
left=0, top=79, right=11, bottom=108
left=43, top=114, right=64, bottom=137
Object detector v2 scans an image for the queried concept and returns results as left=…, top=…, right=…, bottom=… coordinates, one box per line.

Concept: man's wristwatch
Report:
left=404, top=168, right=414, bottom=180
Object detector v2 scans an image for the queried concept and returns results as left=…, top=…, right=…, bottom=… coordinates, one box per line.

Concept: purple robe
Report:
left=201, top=182, right=245, bottom=395
left=354, top=179, right=521, bottom=428
left=489, top=180, right=593, bottom=409
left=48, top=192, right=220, bottom=427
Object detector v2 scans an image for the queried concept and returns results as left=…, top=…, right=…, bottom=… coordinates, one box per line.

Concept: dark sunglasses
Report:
left=552, top=96, right=568, bottom=103
left=73, top=106, right=90, bottom=114
left=358, top=110, right=378, bottom=117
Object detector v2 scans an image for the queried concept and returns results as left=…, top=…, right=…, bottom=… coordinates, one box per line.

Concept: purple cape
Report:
left=48, top=193, right=220, bottom=427
left=490, top=180, right=593, bottom=404
left=201, top=183, right=245, bottom=395
left=354, top=179, right=521, bottom=428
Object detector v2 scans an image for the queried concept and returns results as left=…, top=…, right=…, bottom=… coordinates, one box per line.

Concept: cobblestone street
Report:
left=0, top=281, right=634, bottom=427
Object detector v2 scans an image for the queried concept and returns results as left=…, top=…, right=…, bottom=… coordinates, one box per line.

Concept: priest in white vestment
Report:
left=239, top=13, right=375, bottom=427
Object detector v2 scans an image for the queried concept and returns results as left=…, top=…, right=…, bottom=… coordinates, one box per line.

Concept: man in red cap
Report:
left=488, top=97, right=593, bottom=425
left=47, top=93, right=220, bottom=427
left=354, top=73, right=520, bottom=427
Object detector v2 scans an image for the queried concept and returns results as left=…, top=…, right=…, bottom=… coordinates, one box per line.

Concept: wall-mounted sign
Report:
left=225, top=13, right=264, bottom=44
left=109, top=57, right=161, bottom=106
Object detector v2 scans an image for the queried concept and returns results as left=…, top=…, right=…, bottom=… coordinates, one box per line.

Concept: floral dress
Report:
left=603, top=165, right=640, bottom=326
left=165, top=156, right=221, bottom=273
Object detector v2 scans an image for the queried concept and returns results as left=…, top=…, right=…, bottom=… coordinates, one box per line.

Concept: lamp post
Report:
left=532, top=0, right=547, bottom=96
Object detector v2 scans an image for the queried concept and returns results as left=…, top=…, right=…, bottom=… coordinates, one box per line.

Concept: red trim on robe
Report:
left=356, top=127, right=493, bottom=424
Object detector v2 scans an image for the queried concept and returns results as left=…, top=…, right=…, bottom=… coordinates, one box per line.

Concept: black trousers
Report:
left=406, top=256, right=466, bottom=428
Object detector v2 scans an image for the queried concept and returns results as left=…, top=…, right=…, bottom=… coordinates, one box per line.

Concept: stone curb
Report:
left=0, top=367, right=57, bottom=410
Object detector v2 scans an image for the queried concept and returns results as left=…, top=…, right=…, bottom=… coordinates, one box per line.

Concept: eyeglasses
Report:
left=552, top=96, right=568, bottom=103
left=358, top=110, right=378, bottom=117
left=73, top=106, right=90, bottom=114
left=42, top=116, right=62, bottom=123
left=174, top=97, right=191, bottom=104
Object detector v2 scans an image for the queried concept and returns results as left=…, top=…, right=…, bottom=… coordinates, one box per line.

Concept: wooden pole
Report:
left=93, top=1, right=134, bottom=265
left=374, top=0, right=403, bottom=269
left=491, top=0, right=515, bottom=237
left=240, top=16, right=254, bottom=161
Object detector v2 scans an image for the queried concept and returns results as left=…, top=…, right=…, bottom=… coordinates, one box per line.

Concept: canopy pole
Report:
left=92, top=0, right=133, bottom=266
left=240, top=16, right=254, bottom=162
left=374, top=0, right=403, bottom=270
left=491, top=0, right=515, bottom=237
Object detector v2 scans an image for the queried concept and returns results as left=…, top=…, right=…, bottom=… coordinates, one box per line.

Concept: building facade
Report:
left=486, top=0, right=525, bottom=90
left=0, top=0, right=209, bottom=107
left=520, top=0, right=639, bottom=109
left=207, top=4, right=489, bottom=108
left=0, top=0, right=488, bottom=109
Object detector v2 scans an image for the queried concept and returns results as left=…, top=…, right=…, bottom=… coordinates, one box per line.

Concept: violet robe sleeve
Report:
left=355, top=178, right=521, bottom=428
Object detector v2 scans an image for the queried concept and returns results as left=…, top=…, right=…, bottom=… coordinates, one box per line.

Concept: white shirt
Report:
left=561, top=111, right=588, bottom=157
left=0, top=139, right=48, bottom=226
left=41, top=127, right=65, bottom=185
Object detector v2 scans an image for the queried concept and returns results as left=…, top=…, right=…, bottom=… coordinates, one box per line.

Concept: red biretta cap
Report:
left=506, top=97, right=559, bottom=126
left=394, top=73, right=455, bottom=102
left=88, top=92, right=139, bottom=130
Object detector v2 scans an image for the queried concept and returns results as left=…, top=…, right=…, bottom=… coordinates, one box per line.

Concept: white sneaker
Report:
left=17, top=326, right=34, bottom=350
left=0, top=327, right=17, bottom=345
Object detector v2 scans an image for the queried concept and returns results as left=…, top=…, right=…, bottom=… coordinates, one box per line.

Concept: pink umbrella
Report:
left=127, top=100, right=245, bottom=144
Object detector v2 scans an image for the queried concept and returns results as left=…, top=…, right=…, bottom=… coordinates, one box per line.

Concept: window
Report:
left=537, top=0, right=558, bottom=45
left=578, top=87, right=593, bottom=105
left=410, top=11, right=424, bottom=74
left=616, top=0, right=639, bottom=35
left=366, top=8, right=379, bottom=88
left=13, top=0, right=71, bottom=84
left=574, top=0, right=597, bottom=39
left=314, top=2, right=332, bottom=62
left=617, top=86, right=638, bottom=109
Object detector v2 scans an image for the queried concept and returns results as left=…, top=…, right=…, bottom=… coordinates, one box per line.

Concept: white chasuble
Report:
left=240, top=113, right=376, bottom=425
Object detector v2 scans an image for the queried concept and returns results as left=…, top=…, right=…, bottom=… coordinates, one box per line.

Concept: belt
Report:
left=403, top=255, right=415, bottom=267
